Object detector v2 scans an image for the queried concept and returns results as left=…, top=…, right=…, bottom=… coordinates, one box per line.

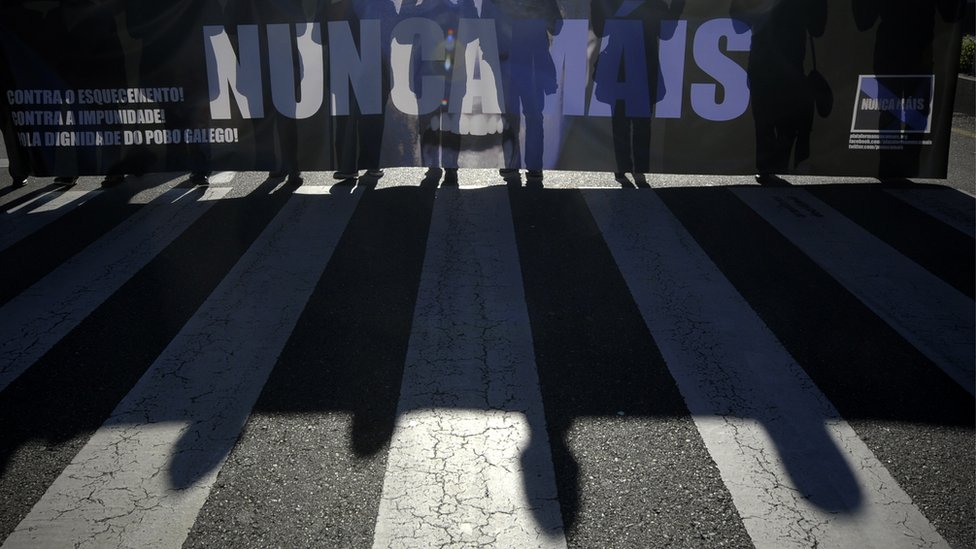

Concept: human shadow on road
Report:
left=1, top=181, right=973, bottom=545
left=732, top=0, right=829, bottom=182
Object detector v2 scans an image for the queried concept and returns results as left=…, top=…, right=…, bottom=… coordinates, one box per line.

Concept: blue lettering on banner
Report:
left=202, top=18, right=752, bottom=123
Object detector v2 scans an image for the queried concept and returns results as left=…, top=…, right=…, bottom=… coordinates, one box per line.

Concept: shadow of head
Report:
left=763, top=415, right=864, bottom=512
left=167, top=419, right=242, bottom=491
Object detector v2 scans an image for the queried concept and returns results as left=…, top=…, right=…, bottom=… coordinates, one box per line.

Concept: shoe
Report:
left=364, top=169, right=384, bottom=178
left=421, top=167, right=442, bottom=187
left=442, top=168, right=458, bottom=186
left=55, top=176, right=78, bottom=186
left=755, top=173, right=787, bottom=186
left=190, top=172, right=209, bottom=186
left=287, top=171, right=303, bottom=184
left=101, top=174, right=124, bottom=187
left=526, top=170, right=543, bottom=181
left=11, top=176, right=28, bottom=188
left=499, top=168, right=520, bottom=183
left=333, top=171, right=358, bottom=180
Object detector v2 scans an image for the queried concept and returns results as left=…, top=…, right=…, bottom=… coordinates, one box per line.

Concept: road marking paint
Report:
left=208, top=171, right=236, bottom=184
left=0, top=190, right=98, bottom=251
left=951, top=126, right=975, bottom=138
left=0, top=187, right=229, bottom=393
left=584, top=189, right=950, bottom=549
left=733, top=187, right=974, bottom=396
left=884, top=187, right=976, bottom=238
left=1, top=185, right=361, bottom=549
left=373, top=187, right=566, bottom=549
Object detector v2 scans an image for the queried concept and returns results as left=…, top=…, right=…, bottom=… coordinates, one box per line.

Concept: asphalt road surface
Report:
left=0, top=116, right=972, bottom=548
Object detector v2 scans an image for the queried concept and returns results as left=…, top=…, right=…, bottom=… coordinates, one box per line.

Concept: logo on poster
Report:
left=848, top=75, right=935, bottom=151
left=850, top=75, right=935, bottom=134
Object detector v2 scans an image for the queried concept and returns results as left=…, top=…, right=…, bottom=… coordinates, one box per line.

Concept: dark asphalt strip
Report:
left=0, top=185, right=145, bottom=307
left=658, top=186, right=975, bottom=549
left=0, top=178, right=298, bottom=541
left=509, top=188, right=752, bottom=549
left=183, top=183, right=436, bottom=549
left=807, top=183, right=975, bottom=299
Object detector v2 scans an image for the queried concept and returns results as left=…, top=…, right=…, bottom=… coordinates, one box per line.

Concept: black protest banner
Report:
left=0, top=0, right=966, bottom=178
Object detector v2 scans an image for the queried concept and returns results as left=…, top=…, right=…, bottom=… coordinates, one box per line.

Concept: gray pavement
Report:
left=0, top=131, right=8, bottom=169
left=0, top=111, right=972, bottom=549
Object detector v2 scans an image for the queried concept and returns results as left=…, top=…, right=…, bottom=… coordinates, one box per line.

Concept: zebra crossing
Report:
left=0, top=189, right=99, bottom=252
left=0, top=172, right=972, bottom=549
left=586, top=189, right=948, bottom=548
left=0, top=186, right=229, bottom=393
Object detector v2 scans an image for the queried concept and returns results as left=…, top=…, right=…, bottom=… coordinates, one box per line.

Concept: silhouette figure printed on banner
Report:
left=30, top=0, right=128, bottom=184
left=236, top=0, right=333, bottom=185
left=0, top=4, right=59, bottom=183
left=0, top=30, right=30, bottom=188
left=733, top=0, right=828, bottom=185
left=400, top=0, right=465, bottom=185
left=592, top=0, right=684, bottom=185
left=127, top=1, right=220, bottom=184
left=480, top=0, right=562, bottom=185
left=330, top=0, right=396, bottom=181
left=853, top=0, right=964, bottom=180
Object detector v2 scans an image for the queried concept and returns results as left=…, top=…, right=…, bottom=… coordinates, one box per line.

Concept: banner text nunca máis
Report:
left=0, top=0, right=966, bottom=178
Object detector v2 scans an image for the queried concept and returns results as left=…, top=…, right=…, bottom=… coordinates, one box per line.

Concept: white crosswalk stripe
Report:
left=884, top=187, right=976, bottom=238
left=0, top=189, right=99, bottom=251
left=0, top=186, right=228, bottom=393
left=584, top=189, right=949, bottom=549
left=732, top=187, right=975, bottom=396
left=0, top=178, right=972, bottom=549
left=2, top=185, right=361, bottom=548
left=373, top=187, right=566, bottom=549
